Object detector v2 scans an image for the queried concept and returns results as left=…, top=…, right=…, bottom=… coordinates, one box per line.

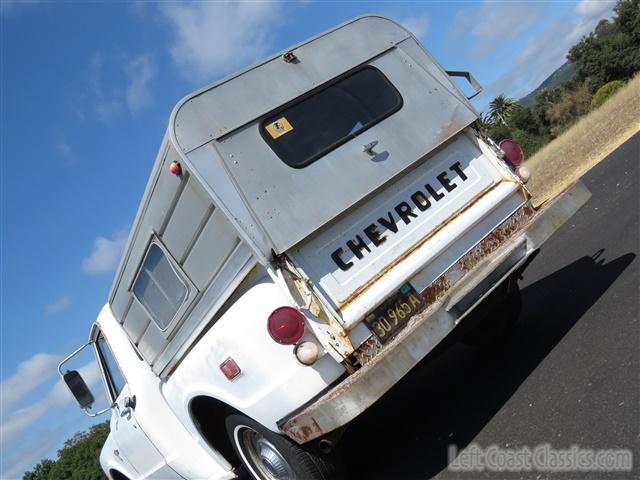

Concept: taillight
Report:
left=499, top=139, right=524, bottom=167
left=267, top=307, right=305, bottom=344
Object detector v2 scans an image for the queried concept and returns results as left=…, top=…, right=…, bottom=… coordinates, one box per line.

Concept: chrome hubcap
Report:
left=237, top=427, right=295, bottom=480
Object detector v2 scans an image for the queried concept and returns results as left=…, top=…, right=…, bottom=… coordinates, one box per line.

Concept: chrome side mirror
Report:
left=63, top=370, right=94, bottom=409
left=58, top=340, right=110, bottom=417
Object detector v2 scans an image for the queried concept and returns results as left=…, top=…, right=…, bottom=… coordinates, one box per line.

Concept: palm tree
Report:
left=488, top=94, right=517, bottom=126
left=475, top=111, right=492, bottom=131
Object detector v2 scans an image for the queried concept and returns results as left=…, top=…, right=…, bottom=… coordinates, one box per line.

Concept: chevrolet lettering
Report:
left=331, top=161, right=468, bottom=271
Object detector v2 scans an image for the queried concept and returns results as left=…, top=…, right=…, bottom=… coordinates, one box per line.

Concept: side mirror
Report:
left=63, top=370, right=95, bottom=409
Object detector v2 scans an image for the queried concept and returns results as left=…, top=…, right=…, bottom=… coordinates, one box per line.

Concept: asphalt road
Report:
left=340, top=133, right=639, bottom=479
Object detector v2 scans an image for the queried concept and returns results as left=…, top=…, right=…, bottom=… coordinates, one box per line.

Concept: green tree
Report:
left=23, top=422, right=109, bottom=480
left=532, top=86, right=563, bottom=136
left=546, top=82, right=592, bottom=135
left=488, top=94, right=517, bottom=126
left=23, top=459, right=55, bottom=480
left=509, top=104, right=542, bottom=135
left=510, top=129, right=550, bottom=158
left=591, top=79, right=626, bottom=109
left=568, top=0, right=640, bottom=92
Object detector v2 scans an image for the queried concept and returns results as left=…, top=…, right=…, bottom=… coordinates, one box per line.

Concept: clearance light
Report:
left=219, top=357, right=241, bottom=380
left=268, top=307, right=305, bottom=345
left=169, top=161, right=182, bottom=176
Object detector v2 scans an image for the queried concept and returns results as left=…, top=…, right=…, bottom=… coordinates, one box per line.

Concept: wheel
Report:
left=462, top=282, right=522, bottom=346
left=225, top=413, right=342, bottom=480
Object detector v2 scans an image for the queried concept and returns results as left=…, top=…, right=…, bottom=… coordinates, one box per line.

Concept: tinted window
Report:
left=133, top=243, right=188, bottom=330
left=96, top=333, right=126, bottom=399
left=261, top=67, right=402, bottom=168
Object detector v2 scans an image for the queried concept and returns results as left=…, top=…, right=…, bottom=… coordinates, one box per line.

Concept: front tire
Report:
left=226, top=413, right=341, bottom=480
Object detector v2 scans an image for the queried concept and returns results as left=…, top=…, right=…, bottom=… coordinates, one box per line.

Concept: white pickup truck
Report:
left=60, top=15, right=590, bottom=480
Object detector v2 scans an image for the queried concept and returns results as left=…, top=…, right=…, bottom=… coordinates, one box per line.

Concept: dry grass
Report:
left=526, top=74, right=640, bottom=207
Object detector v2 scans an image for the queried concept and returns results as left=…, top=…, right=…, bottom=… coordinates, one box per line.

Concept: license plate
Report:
left=364, top=283, right=427, bottom=344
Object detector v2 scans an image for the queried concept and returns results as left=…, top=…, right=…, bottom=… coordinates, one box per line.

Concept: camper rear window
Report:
left=261, top=67, right=402, bottom=168
left=132, top=243, right=188, bottom=330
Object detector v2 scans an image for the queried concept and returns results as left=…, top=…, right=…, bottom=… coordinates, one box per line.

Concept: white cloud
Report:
left=81, top=230, right=128, bottom=275
left=470, top=1, right=546, bottom=58
left=126, top=55, right=156, bottom=112
left=401, top=15, right=429, bottom=39
left=480, top=2, right=615, bottom=103
left=576, top=0, right=615, bottom=18
left=87, top=51, right=155, bottom=120
left=161, top=2, right=280, bottom=83
left=0, top=352, right=62, bottom=415
left=0, top=362, right=101, bottom=446
left=87, top=53, right=123, bottom=123
left=45, top=294, right=72, bottom=316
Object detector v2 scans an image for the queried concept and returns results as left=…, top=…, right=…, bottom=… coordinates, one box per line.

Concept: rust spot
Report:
left=438, top=120, right=464, bottom=143
left=341, top=359, right=357, bottom=375
left=284, top=416, right=323, bottom=444
left=298, top=425, right=314, bottom=443
left=311, top=417, right=323, bottom=434
left=421, top=276, right=451, bottom=304
left=352, top=335, right=383, bottom=367
left=424, top=204, right=534, bottom=303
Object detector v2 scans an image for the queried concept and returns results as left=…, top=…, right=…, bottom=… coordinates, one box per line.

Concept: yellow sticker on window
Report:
left=265, top=117, right=293, bottom=139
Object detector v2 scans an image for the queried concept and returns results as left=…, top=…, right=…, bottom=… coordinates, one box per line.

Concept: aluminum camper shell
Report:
left=107, top=15, right=486, bottom=376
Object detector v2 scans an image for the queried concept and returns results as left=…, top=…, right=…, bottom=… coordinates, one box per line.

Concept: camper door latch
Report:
left=362, top=140, right=379, bottom=156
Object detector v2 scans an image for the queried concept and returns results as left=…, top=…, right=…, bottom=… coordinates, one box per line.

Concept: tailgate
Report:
left=290, top=131, right=528, bottom=329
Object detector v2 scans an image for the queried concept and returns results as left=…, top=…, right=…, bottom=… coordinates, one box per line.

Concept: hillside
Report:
left=519, top=62, right=576, bottom=107
left=526, top=73, right=640, bottom=207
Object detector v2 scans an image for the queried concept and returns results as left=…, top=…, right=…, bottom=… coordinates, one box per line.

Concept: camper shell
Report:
left=109, top=15, right=490, bottom=376
left=60, top=15, right=591, bottom=480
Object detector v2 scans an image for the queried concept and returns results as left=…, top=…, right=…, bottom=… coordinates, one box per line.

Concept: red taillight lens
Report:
left=267, top=307, right=305, bottom=345
left=499, top=139, right=524, bottom=167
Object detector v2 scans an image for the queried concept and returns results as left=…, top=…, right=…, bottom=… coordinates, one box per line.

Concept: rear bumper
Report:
left=278, top=181, right=591, bottom=444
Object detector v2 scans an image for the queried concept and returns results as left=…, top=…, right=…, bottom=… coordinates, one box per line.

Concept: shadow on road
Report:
left=339, top=250, right=636, bottom=479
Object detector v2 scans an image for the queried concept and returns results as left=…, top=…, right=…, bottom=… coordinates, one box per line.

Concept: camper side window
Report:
left=260, top=66, right=402, bottom=168
left=132, top=242, right=188, bottom=330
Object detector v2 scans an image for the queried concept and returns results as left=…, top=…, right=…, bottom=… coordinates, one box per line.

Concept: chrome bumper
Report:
left=278, top=181, right=591, bottom=444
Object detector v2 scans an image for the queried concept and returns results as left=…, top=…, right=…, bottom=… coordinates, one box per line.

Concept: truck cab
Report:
left=59, top=15, right=590, bottom=480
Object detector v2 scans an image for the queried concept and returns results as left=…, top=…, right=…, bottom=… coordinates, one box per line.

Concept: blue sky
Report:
left=0, top=1, right=616, bottom=477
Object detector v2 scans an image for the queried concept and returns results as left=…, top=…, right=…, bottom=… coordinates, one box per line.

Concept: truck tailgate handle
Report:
left=445, top=70, right=483, bottom=100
